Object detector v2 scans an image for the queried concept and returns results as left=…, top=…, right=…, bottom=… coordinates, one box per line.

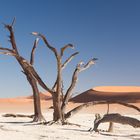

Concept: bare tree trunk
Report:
left=27, top=74, right=46, bottom=122
left=52, top=93, right=63, bottom=122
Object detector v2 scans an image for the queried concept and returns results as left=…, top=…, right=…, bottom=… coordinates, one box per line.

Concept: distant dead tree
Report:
left=0, top=19, right=46, bottom=122
left=89, top=113, right=140, bottom=132
left=73, top=101, right=140, bottom=132
left=31, top=32, right=98, bottom=123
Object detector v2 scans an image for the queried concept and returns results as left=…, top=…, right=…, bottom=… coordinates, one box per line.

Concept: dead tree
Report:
left=31, top=32, right=140, bottom=124
left=0, top=19, right=46, bottom=122
left=90, top=113, right=140, bottom=132
left=32, top=32, right=97, bottom=123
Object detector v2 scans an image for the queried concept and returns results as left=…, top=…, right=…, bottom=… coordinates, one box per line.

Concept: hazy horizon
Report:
left=0, top=0, right=140, bottom=98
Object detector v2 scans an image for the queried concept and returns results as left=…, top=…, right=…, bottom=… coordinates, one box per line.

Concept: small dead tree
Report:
left=32, top=32, right=97, bottom=123
left=0, top=19, right=47, bottom=122
left=91, top=113, right=140, bottom=132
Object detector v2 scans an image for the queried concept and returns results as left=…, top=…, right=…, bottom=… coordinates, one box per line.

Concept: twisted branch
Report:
left=52, top=52, right=79, bottom=91
left=62, top=58, right=97, bottom=112
left=31, top=32, right=58, bottom=58
left=0, top=47, right=14, bottom=52
left=30, top=38, right=39, bottom=65
left=65, top=101, right=140, bottom=119
left=4, top=19, right=19, bottom=54
left=62, top=52, right=79, bottom=70
left=0, top=51, right=16, bottom=56
left=61, top=44, right=74, bottom=56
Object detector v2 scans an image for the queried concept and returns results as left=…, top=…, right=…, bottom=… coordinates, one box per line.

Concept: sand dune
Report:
left=93, top=86, right=140, bottom=92
left=26, top=92, right=52, bottom=100
left=72, top=86, right=140, bottom=103
left=0, top=86, right=140, bottom=114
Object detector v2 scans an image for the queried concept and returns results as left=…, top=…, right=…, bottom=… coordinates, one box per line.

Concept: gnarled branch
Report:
left=62, top=52, right=79, bottom=70
left=31, top=33, right=61, bottom=93
left=30, top=38, right=39, bottom=65
left=31, top=32, right=58, bottom=58
left=65, top=101, right=140, bottom=119
left=0, top=51, right=16, bottom=56
left=52, top=52, right=79, bottom=91
left=61, top=44, right=74, bottom=56
left=21, top=63, right=53, bottom=94
left=4, top=19, right=19, bottom=54
left=62, top=58, right=97, bottom=113
left=79, top=58, right=98, bottom=72
left=11, top=17, right=16, bottom=27
left=0, top=47, right=14, bottom=52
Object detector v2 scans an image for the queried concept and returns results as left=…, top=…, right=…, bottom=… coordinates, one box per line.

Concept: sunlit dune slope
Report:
left=93, top=86, right=140, bottom=92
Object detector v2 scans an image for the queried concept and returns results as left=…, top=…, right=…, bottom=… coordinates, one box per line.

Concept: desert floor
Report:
left=0, top=98, right=140, bottom=140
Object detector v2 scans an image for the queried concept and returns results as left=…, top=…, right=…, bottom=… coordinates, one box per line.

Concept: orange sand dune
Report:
left=0, top=98, right=53, bottom=113
left=0, top=86, right=140, bottom=114
left=27, top=92, right=52, bottom=100
left=72, top=86, right=140, bottom=103
left=93, top=86, right=140, bottom=92
left=0, top=92, right=52, bottom=113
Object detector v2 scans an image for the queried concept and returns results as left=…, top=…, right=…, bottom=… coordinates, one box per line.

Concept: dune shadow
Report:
left=0, top=121, right=33, bottom=124
left=61, top=128, right=89, bottom=133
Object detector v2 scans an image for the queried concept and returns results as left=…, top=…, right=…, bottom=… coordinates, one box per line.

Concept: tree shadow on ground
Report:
left=0, top=121, right=32, bottom=124
left=62, top=128, right=140, bottom=140
left=61, top=128, right=89, bottom=133
left=99, top=132, right=140, bottom=140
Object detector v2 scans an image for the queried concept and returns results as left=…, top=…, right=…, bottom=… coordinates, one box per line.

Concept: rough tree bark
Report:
left=26, top=73, right=45, bottom=122
left=0, top=19, right=46, bottom=122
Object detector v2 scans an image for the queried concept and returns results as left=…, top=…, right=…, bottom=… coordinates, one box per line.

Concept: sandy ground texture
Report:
left=0, top=100, right=139, bottom=140
left=0, top=111, right=140, bottom=140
